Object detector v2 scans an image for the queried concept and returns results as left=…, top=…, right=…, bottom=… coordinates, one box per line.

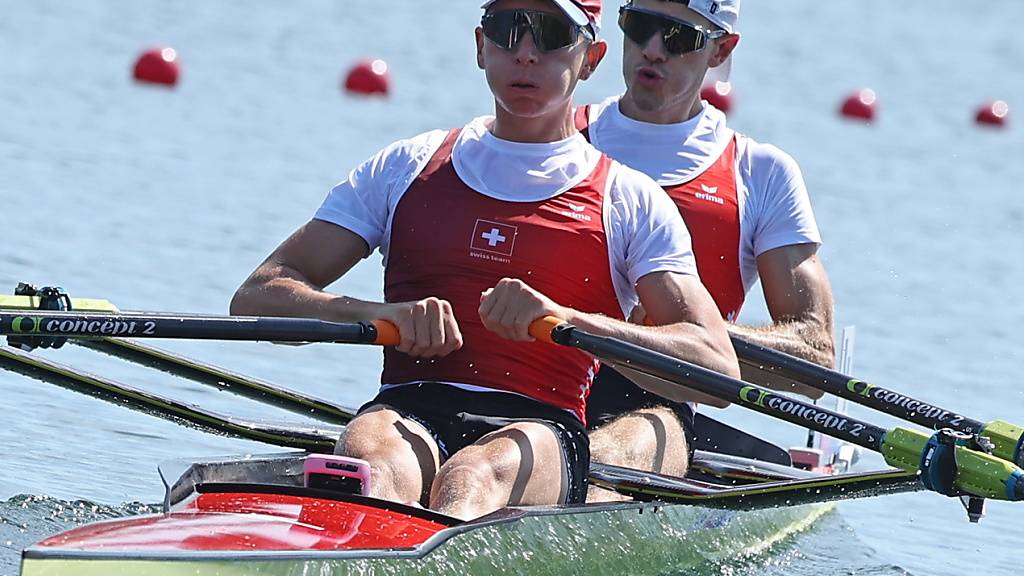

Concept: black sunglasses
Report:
left=618, top=5, right=727, bottom=56
left=482, top=9, right=593, bottom=54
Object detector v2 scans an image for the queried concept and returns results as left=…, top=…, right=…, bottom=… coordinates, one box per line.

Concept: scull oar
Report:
left=731, top=335, right=1024, bottom=468
left=78, top=338, right=358, bottom=424
left=528, top=318, right=1024, bottom=503
left=0, top=311, right=400, bottom=345
left=0, top=344, right=340, bottom=452
left=0, top=294, right=359, bottom=423
left=0, top=344, right=924, bottom=509
left=3, top=306, right=1014, bottom=503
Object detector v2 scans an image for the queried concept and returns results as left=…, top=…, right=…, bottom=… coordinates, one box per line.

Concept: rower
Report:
left=576, top=0, right=836, bottom=498
left=230, top=0, right=739, bottom=520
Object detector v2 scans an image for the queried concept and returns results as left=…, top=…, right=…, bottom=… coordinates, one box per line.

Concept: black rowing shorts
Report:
left=585, top=365, right=696, bottom=451
left=359, top=382, right=590, bottom=505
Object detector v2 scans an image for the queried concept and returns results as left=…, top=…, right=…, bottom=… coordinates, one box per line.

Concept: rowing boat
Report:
left=19, top=448, right=906, bottom=576
left=2, top=289, right=1021, bottom=575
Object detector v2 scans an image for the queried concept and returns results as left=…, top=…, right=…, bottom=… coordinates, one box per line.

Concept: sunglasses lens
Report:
left=662, top=24, right=704, bottom=55
left=483, top=10, right=579, bottom=52
left=619, top=8, right=706, bottom=56
left=618, top=9, right=660, bottom=47
left=531, top=12, right=577, bottom=51
left=482, top=11, right=521, bottom=50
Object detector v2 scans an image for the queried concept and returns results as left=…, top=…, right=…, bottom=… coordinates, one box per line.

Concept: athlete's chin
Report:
left=625, top=90, right=665, bottom=114
left=496, top=96, right=558, bottom=119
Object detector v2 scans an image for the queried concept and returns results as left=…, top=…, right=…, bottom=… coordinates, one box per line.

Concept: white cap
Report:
left=481, top=0, right=603, bottom=34
left=683, top=0, right=740, bottom=34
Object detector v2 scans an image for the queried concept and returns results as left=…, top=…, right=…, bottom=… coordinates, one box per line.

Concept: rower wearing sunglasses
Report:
left=575, top=0, right=837, bottom=498
left=232, top=0, right=739, bottom=521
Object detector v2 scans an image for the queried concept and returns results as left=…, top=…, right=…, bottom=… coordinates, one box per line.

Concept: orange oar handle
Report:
left=372, top=316, right=565, bottom=346
left=370, top=320, right=401, bottom=346
left=529, top=316, right=567, bottom=344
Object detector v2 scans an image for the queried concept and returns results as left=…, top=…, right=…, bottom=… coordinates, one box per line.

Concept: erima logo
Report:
left=695, top=183, right=725, bottom=205
left=559, top=201, right=593, bottom=222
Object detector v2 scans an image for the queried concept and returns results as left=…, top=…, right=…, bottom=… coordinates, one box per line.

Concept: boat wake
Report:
left=0, top=495, right=157, bottom=576
left=706, top=512, right=916, bottom=576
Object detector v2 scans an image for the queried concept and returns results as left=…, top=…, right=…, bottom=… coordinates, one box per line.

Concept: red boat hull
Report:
left=37, top=489, right=453, bottom=553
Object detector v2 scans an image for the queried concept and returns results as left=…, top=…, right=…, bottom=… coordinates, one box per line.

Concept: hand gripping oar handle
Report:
left=0, top=312, right=402, bottom=346
left=369, top=320, right=400, bottom=346
left=541, top=320, right=1024, bottom=502
left=732, top=336, right=1024, bottom=468
left=528, top=316, right=567, bottom=344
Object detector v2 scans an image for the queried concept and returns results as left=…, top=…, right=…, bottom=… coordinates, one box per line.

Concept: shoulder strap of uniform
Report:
left=418, top=127, right=461, bottom=180
left=574, top=105, right=592, bottom=142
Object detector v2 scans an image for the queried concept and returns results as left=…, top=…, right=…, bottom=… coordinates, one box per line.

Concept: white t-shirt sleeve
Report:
left=607, top=163, right=699, bottom=287
left=744, top=142, right=822, bottom=257
left=314, top=130, right=449, bottom=254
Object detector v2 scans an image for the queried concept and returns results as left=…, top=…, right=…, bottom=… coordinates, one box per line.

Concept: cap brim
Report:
left=480, top=0, right=591, bottom=29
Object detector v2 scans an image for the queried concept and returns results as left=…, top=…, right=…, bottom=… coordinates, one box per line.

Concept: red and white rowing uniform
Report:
left=577, top=96, right=822, bottom=320
left=315, top=116, right=697, bottom=423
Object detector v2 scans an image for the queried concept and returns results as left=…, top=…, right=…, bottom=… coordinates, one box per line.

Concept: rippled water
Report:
left=1, top=1, right=1022, bottom=574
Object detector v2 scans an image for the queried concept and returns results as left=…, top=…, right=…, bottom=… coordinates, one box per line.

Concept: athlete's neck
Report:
left=490, top=102, right=578, bottom=143
left=618, top=90, right=703, bottom=125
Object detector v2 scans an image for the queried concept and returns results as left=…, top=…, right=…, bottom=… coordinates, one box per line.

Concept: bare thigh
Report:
left=335, top=405, right=442, bottom=505
left=429, top=421, right=568, bottom=520
left=589, top=406, right=689, bottom=477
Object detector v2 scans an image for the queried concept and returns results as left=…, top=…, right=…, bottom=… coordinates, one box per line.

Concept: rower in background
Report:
left=577, top=0, right=836, bottom=499
left=231, top=0, right=739, bottom=520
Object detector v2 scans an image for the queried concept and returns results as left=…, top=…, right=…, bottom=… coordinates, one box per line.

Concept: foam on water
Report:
left=0, top=496, right=157, bottom=576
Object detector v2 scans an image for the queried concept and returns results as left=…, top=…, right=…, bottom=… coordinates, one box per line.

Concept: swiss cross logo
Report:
left=471, top=219, right=517, bottom=257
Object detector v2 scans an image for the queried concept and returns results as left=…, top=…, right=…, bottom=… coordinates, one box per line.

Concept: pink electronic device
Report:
left=303, top=455, right=372, bottom=496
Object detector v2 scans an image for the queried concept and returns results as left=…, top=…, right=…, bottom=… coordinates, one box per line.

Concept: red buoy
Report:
left=701, top=81, right=733, bottom=114
left=344, top=59, right=390, bottom=97
left=975, top=100, right=1009, bottom=128
left=133, top=47, right=180, bottom=87
left=840, top=89, right=877, bottom=123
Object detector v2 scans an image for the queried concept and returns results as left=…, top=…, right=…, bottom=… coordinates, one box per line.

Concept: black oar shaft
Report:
left=0, top=312, right=385, bottom=344
left=76, top=338, right=356, bottom=424
left=0, top=345, right=338, bottom=452
left=732, top=336, right=985, bottom=434
left=552, top=326, right=889, bottom=452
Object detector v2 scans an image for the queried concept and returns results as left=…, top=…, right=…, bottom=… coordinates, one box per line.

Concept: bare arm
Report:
left=605, top=272, right=741, bottom=408
left=730, top=243, right=835, bottom=397
left=230, top=219, right=462, bottom=357
left=230, top=220, right=375, bottom=321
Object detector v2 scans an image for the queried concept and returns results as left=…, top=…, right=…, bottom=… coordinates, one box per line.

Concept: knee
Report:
left=433, top=460, right=497, bottom=495
left=590, top=420, right=656, bottom=467
left=335, top=409, right=397, bottom=459
left=589, top=429, right=624, bottom=464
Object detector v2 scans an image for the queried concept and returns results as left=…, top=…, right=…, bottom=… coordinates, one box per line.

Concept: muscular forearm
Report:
left=728, top=319, right=833, bottom=399
left=728, top=319, right=834, bottom=368
left=229, top=262, right=379, bottom=322
left=563, top=309, right=741, bottom=380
